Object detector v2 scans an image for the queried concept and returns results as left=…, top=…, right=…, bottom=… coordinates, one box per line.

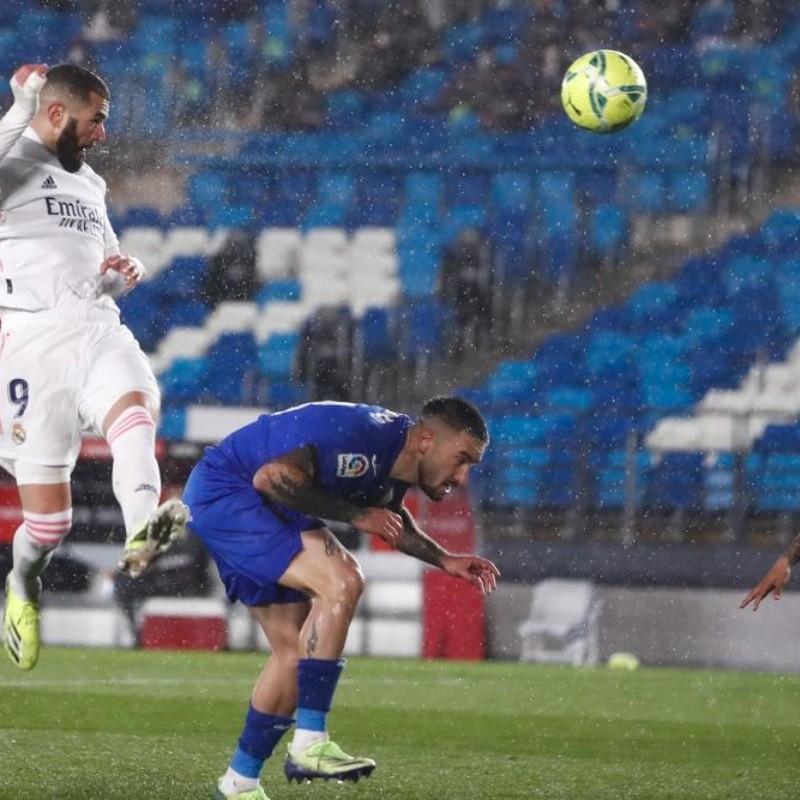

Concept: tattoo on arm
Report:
left=325, top=533, right=338, bottom=557
left=785, top=533, right=800, bottom=566
left=264, top=466, right=363, bottom=524
left=395, top=507, right=446, bottom=568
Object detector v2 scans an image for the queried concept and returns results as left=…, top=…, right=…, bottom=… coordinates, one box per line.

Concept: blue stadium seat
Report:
left=703, top=455, right=735, bottom=511
left=404, top=172, right=443, bottom=210
left=491, top=172, right=532, bottom=212
left=159, top=407, right=187, bottom=440
left=589, top=203, right=628, bottom=260
left=156, top=256, right=209, bottom=300
left=256, top=279, right=302, bottom=306
left=258, top=332, right=300, bottom=381
left=187, top=171, right=228, bottom=210
left=160, top=357, right=209, bottom=404
left=399, top=299, right=448, bottom=359
left=360, top=307, right=397, bottom=362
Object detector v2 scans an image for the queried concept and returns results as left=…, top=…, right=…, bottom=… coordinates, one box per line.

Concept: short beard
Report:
left=56, top=119, right=85, bottom=173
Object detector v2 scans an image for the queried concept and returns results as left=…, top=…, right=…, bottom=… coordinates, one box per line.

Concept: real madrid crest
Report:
left=11, top=421, right=26, bottom=445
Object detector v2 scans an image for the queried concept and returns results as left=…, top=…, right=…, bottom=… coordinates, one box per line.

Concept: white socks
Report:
left=10, top=509, right=73, bottom=601
left=219, top=769, right=259, bottom=794
left=106, top=406, right=160, bottom=538
left=291, top=730, right=328, bottom=752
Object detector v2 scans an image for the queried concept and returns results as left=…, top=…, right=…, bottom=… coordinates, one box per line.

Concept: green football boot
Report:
left=213, top=779, right=269, bottom=800
left=119, top=497, right=190, bottom=578
left=4, top=575, right=41, bottom=671
left=284, top=740, right=376, bottom=783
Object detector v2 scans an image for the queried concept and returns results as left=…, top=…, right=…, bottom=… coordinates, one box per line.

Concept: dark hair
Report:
left=419, top=396, right=488, bottom=445
left=44, top=64, right=110, bottom=103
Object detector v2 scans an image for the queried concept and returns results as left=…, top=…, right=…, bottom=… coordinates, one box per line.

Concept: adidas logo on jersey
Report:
left=40, top=175, right=57, bottom=189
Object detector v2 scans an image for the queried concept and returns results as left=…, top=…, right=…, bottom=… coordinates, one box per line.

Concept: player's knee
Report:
left=331, top=565, right=365, bottom=607
left=273, top=646, right=300, bottom=673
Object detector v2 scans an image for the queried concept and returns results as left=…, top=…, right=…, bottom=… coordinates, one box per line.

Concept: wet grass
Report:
left=0, top=648, right=798, bottom=799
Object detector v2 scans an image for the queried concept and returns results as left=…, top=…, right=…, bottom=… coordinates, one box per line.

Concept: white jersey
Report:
left=0, top=128, right=122, bottom=312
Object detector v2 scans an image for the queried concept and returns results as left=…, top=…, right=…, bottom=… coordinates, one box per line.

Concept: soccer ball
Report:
left=561, top=50, right=647, bottom=134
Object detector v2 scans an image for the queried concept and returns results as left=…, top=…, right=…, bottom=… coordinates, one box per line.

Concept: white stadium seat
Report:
left=204, top=301, right=259, bottom=335
left=256, top=227, right=302, bottom=281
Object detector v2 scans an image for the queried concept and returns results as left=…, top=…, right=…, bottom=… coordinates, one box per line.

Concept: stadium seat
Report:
left=518, top=579, right=600, bottom=666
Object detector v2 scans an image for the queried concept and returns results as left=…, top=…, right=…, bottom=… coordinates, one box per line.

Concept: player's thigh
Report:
left=0, top=325, right=84, bottom=465
left=250, top=600, right=311, bottom=657
left=78, top=324, right=160, bottom=435
left=279, top=528, right=364, bottom=600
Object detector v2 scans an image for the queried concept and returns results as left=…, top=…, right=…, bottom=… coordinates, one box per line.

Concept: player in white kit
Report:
left=0, top=64, right=188, bottom=671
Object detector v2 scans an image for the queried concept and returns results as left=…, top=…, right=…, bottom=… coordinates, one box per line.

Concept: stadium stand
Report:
left=3, top=0, right=800, bottom=552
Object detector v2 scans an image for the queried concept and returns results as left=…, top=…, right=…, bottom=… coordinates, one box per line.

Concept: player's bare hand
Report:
left=100, top=254, right=146, bottom=288
left=10, top=64, right=47, bottom=115
left=352, top=507, right=403, bottom=548
left=740, top=556, right=790, bottom=611
left=441, top=554, right=500, bottom=595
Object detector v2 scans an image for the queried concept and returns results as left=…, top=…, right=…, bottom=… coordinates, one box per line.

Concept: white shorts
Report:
left=0, top=304, right=160, bottom=468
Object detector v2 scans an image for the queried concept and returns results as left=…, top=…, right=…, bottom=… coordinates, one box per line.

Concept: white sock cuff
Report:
left=106, top=405, right=155, bottom=448
left=23, top=508, right=73, bottom=547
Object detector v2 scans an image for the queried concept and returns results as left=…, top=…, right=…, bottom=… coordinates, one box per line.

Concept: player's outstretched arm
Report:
left=253, top=447, right=403, bottom=547
left=439, top=553, right=500, bottom=596
left=741, top=532, right=800, bottom=611
left=395, top=507, right=499, bottom=593
left=0, top=65, right=47, bottom=164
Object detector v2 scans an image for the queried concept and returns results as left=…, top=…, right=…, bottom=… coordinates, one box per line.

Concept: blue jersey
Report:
left=202, top=401, right=413, bottom=513
left=183, top=402, right=414, bottom=606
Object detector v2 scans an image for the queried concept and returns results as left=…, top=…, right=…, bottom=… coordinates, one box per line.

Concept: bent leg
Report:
left=105, top=391, right=189, bottom=577
left=218, top=601, right=310, bottom=798
left=278, top=528, right=365, bottom=660
left=6, top=473, right=72, bottom=670
left=14, top=476, right=73, bottom=595
left=249, top=600, right=311, bottom=714
left=103, top=390, right=161, bottom=537
left=277, top=529, right=375, bottom=782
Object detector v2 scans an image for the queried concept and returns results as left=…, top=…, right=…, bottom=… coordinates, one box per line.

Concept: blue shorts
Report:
left=183, top=461, right=315, bottom=607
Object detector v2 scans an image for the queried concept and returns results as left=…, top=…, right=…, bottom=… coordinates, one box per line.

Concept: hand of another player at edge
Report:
left=100, top=254, right=146, bottom=289
left=740, top=555, right=791, bottom=612
left=352, top=507, right=403, bottom=548
left=441, top=554, right=500, bottom=595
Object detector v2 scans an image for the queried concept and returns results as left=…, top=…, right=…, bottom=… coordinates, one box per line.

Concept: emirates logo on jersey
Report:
left=44, top=196, right=103, bottom=239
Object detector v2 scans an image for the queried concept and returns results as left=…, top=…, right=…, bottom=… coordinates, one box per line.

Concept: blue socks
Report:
left=230, top=705, right=294, bottom=778
left=295, top=658, right=345, bottom=733
left=228, top=658, right=345, bottom=779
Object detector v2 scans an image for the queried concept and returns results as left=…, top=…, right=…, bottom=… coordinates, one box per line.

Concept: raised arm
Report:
left=396, top=507, right=499, bottom=594
left=0, top=65, right=47, bottom=164
left=740, top=533, right=800, bottom=611
left=252, top=446, right=403, bottom=547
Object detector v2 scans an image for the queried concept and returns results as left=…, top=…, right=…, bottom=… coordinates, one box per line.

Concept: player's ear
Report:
left=417, top=425, right=435, bottom=455
left=45, top=100, right=66, bottom=129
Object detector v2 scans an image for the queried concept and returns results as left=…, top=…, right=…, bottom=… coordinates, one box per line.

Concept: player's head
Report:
left=36, top=64, right=110, bottom=172
left=413, top=396, right=488, bottom=501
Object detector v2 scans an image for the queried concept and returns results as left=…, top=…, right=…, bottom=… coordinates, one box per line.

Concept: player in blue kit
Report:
left=183, top=396, right=499, bottom=800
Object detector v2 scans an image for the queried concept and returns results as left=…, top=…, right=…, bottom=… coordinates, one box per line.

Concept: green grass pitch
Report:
left=0, top=647, right=798, bottom=799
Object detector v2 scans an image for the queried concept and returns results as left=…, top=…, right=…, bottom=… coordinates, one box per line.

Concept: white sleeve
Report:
left=103, top=213, right=120, bottom=259
left=0, top=70, right=46, bottom=164
left=0, top=104, right=34, bottom=164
